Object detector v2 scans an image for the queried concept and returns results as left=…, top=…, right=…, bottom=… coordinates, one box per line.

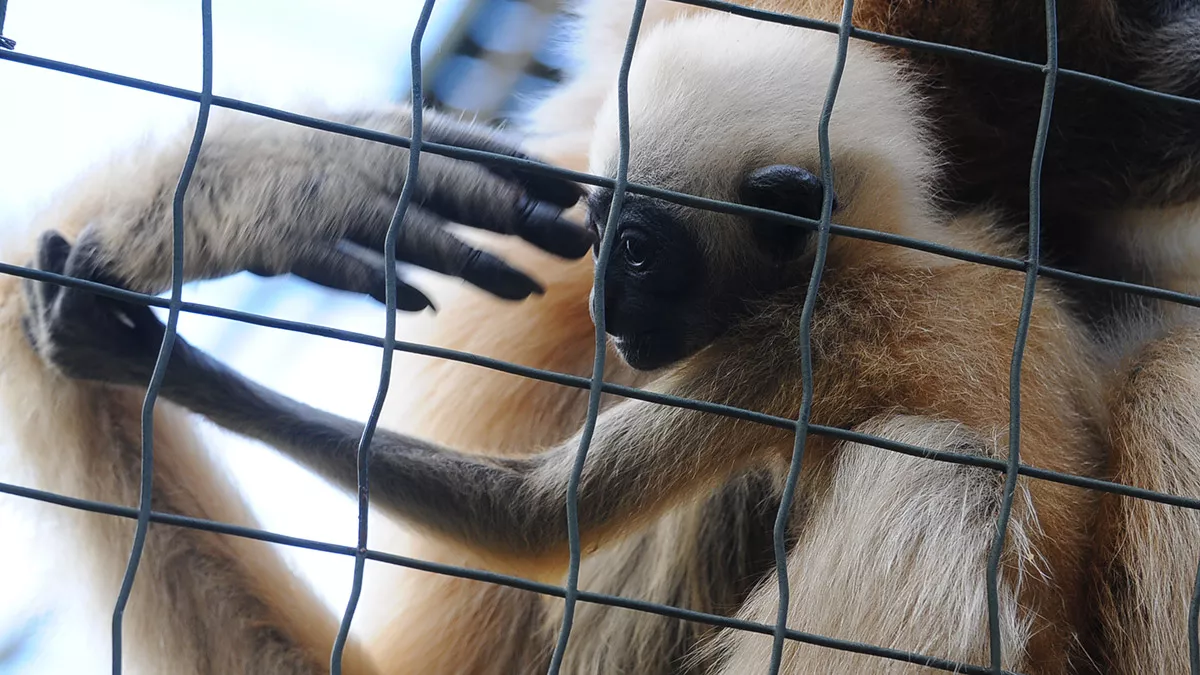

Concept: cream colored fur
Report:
left=2, top=0, right=1199, bottom=674
left=710, top=416, right=1037, bottom=674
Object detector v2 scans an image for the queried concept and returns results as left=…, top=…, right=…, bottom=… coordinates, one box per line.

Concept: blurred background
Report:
left=0, top=0, right=577, bottom=671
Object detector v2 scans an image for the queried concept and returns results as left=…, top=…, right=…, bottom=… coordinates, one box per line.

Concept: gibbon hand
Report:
left=24, top=230, right=766, bottom=566
left=39, top=107, right=594, bottom=312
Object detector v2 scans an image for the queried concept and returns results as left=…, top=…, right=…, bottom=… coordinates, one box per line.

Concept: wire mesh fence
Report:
left=1, top=0, right=1200, bottom=674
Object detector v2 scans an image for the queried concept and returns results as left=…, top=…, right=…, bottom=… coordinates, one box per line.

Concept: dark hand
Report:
left=23, top=232, right=169, bottom=386
left=70, top=106, right=592, bottom=312
left=287, top=110, right=593, bottom=310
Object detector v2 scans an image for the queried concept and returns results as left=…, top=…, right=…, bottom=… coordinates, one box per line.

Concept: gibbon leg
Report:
left=710, top=415, right=1079, bottom=675
left=1097, top=318, right=1200, bottom=674
left=0, top=255, right=379, bottom=672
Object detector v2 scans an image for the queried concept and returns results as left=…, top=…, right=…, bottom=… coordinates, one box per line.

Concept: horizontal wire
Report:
left=0, top=46, right=1194, bottom=302
left=1, top=5, right=1196, bottom=671
left=0, top=478, right=1016, bottom=675
left=668, top=0, right=1200, bottom=108
left=4, top=48, right=1200, bottom=315
left=8, top=261, right=1200, bottom=513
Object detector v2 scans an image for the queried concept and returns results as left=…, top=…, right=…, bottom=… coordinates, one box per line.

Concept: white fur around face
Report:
left=587, top=13, right=936, bottom=214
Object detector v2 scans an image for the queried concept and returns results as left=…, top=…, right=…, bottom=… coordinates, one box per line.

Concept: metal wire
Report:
left=4, top=48, right=1200, bottom=303
left=0, top=0, right=13, bottom=50
left=327, top=2, right=438, bottom=672
left=546, top=1, right=647, bottom=672
left=1192, top=554, right=1200, bottom=674
left=108, top=2, right=212, bottom=673
left=985, top=0, right=1058, bottom=670
left=0, top=476, right=1000, bottom=674
left=2, top=0, right=1200, bottom=672
left=766, top=0, right=854, bottom=671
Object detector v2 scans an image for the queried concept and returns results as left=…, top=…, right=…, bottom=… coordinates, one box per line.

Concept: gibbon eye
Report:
left=621, top=230, right=651, bottom=269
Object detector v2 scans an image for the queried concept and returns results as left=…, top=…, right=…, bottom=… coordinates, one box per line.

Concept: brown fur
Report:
left=0, top=142, right=384, bottom=672
left=1095, top=321, right=1200, bottom=674
left=3, top=0, right=1200, bottom=673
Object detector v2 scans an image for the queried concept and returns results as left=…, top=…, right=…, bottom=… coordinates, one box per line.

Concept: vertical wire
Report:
left=329, top=1, right=438, bottom=671
left=0, top=0, right=12, bottom=50
left=1189, top=554, right=1200, bottom=672
left=985, top=0, right=1057, bottom=671
left=545, top=0, right=647, bottom=672
left=109, top=1, right=212, bottom=673
left=765, top=0, right=855, bottom=672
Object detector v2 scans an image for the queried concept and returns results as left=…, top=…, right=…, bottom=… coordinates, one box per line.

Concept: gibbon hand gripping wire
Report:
left=1, top=0, right=1200, bottom=673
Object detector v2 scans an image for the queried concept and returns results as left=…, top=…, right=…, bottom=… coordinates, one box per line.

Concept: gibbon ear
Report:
left=738, top=165, right=837, bottom=260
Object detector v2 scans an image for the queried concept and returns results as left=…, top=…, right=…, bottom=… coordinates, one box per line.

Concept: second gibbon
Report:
left=4, top=1, right=1200, bottom=674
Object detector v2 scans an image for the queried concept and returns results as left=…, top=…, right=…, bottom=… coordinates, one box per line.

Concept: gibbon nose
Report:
left=603, top=292, right=638, bottom=336
left=601, top=276, right=660, bottom=337
left=600, top=272, right=625, bottom=333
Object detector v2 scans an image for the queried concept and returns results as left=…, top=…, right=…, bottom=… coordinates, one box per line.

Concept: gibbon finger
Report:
left=486, top=154, right=586, bottom=210
left=394, top=208, right=545, bottom=301
left=290, top=242, right=434, bottom=312
left=21, top=232, right=71, bottom=342
left=424, top=114, right=584, bottom=208
left=344, top=201, right=546, bottom=301
left=19, top=231, right=71, bottom=349
left=31, top=230, right=73, bottom=306
left=416, top=156, right=595, bottom=259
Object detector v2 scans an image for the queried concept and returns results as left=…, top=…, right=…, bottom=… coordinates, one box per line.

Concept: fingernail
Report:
left=378, top=285, right=433, bottom=312
left=463, top=250, right=544, bottom=300
left=516, top=198, right=596, bottom=259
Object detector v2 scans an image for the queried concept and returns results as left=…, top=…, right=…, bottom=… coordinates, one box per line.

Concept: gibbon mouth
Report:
left=610, top=327, right=696, bottom=371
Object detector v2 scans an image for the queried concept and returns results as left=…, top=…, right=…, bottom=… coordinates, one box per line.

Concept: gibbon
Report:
left=1, top=3, right=1199, bottom=675
left=20, top=13, right=1106, bottom=673
left=393, top=2, right=1200, bottom=672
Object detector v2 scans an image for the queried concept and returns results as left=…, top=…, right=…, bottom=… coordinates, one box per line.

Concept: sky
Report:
left=0, top=0, right=471, bottom=671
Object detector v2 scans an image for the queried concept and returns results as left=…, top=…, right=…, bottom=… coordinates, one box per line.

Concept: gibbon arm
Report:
left=64, top=106, right=592, bottom=310
left=24, top=232, right=791, bottom=568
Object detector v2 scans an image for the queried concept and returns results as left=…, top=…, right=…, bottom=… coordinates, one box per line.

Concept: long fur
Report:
left=2, top=0, right=1199, bottom=674
left=0, top=193, right=381, bottom=673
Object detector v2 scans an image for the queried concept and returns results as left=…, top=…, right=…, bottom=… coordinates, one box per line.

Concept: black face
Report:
left=586, top=165, right=833, bottom=372
left=587, top=190, right=710, bottom=371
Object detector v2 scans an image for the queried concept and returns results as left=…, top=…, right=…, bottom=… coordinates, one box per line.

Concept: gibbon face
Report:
left=583, top=14, right=928, bottom=371
left=585, top=167, right=829, bottom=371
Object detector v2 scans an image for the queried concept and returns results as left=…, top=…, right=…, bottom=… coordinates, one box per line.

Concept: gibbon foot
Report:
left=22, top=231, right=175, bottom=387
